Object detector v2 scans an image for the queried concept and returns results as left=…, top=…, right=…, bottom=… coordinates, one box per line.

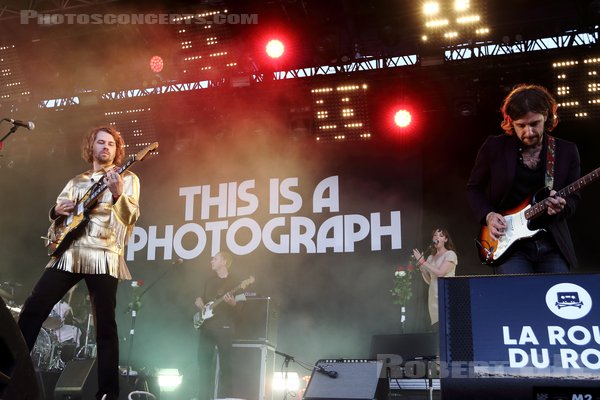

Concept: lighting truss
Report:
left=446, top=30, right=598, bottom=61
left=35, top=29, right=600, bottom=110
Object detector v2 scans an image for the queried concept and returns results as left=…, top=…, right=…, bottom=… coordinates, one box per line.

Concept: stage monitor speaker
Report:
left=53, top=359, right=154, bottom=400
left=0, top=297, right=40, bottom=400
left=53, top=358, right=97, bottom=400
left=303, top=359, right=385, bottom=400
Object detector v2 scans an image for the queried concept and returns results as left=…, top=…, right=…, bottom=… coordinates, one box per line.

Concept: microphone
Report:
left=274, top=350, right=295, bottom=360
left=3, top=118, right=35, bottom=130
left=430, top=239, right=439, bottom=247
left=315, top=365, right=338, bottom=379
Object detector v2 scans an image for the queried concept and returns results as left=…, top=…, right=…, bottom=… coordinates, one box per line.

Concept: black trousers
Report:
left=198, top=325, right=234, bottom=400
left=18, top=268, right=120, bottom=400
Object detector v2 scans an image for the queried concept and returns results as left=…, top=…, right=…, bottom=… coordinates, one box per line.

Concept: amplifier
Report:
left=235, top=296, right=278, bottom=345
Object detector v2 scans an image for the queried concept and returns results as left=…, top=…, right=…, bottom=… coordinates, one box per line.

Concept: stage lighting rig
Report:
left=311, top=83, right=371, bottom=142
left=421, top=0, right=489, bottom=46
left=553, top=56, right=600, bottom=120
left=0, top=44, right=31, bottom=103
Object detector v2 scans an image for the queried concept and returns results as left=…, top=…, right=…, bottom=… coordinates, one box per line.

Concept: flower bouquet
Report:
left=390, top=255, right=417, bottom=306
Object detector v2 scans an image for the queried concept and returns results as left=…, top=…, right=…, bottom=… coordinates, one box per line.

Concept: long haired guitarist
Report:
left=17, top=126, right=149, bottom=400
left=194, top=251, right=245, bottom=400
left=467, top=84, right=581, bottom=274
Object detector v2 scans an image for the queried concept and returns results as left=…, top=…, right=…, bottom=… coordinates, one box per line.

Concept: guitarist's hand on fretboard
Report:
left=105, top=168, right=123, bottom=199
left=223, top=292, right=236, bottom=306
left=194, top=297, right=205, bottom=310
left=546, top=190, right=566, bottom=216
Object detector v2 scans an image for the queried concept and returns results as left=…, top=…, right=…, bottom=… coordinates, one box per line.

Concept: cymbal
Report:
left=0, top=287, right=13, bottom=300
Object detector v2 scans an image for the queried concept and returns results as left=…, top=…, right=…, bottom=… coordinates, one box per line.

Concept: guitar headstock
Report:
left=241, top=276, right=255, bottom=289
left=134, top=142, right=159, bottom=162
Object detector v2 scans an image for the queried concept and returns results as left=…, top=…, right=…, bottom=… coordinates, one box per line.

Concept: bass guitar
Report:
left=44, top=142, right=159, bottom=257
left=477, top=165, right=600, bottom=265
left=193, top=276, right=255, bottom=329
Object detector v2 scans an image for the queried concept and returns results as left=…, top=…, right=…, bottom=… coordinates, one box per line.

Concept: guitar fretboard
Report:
left=212, top=282, right=246, bottom=308
left=525, top=166, right=600, bottom=220
left=82, top=159, right=134, bottom=210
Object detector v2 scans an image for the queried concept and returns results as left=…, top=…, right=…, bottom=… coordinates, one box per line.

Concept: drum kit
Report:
left=1, top=281, right=96, bottom=372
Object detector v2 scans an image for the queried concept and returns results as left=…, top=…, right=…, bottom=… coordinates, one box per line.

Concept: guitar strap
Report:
left=545, top=135, right=556, bottom=189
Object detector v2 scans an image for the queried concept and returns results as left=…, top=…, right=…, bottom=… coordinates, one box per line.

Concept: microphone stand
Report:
left=274, top=350, right=322, bottom=400
left=275, top=350, right=308, bottom=400
left=123, top=262, right=181, bottom=378
left=274, top=351, right=294, bottom=400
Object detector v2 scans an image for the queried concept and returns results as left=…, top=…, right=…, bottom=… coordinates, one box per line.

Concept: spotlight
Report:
left=265, top=39, right=285, bottom=59
left=273, top=372, right=301, bottom=391
left=394, top=109, right=412, bottom=128
left=454, top=0, right=470, bottom=12
left=149, top=56, right=164, bottom=73
left=423, top=2, right=440, bottom=16
left=156, top=368, right=182, bottom=392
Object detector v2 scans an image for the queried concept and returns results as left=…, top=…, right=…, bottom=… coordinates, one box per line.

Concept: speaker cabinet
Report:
left=54, top=358, right=98, bottom=400
left=303, top=359, right=385, bottom=400
left=0, top=297, right=39, bottom=400
left=231, top=342, right=275, bottom=400
left=235, top=297, right=279, bottom=345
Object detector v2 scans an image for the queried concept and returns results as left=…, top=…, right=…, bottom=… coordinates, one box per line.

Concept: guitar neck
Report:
left=526, top=166, right=600, bottom=220
left=81, top=159, right=136, bottom=210
left=211, top=282, right=245, bottom=308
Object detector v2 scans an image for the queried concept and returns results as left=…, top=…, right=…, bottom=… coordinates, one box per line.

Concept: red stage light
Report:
left=394, top=109, right=412, bottom=128
left=265, top=39, right=285, bottom=59
left=149, top=55, right=164, bottom=73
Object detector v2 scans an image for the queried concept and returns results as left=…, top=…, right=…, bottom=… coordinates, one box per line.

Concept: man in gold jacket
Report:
left=18, top=126, right=140, bottom=400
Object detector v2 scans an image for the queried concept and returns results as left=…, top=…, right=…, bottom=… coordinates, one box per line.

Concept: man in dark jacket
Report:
left=467, top=84, right=580, bottom=274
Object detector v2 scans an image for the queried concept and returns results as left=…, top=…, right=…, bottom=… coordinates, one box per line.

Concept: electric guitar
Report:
left=477, top=165, right=600, bottom=265
left=44, top=142, right=159, bottom=257
left=193, top=276, right=255, bottom=329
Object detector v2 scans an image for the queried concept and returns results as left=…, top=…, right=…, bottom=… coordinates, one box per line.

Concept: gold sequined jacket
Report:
left=46, top=166, right=140, bottom=280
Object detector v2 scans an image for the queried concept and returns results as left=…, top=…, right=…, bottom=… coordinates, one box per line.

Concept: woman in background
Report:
left=413, top=228, right=458, bottom=331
